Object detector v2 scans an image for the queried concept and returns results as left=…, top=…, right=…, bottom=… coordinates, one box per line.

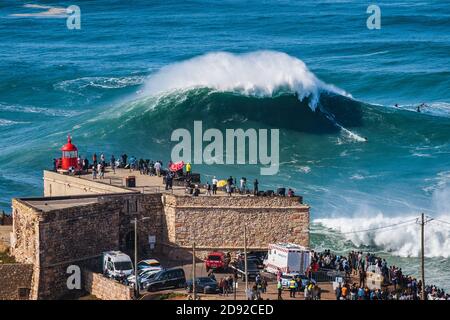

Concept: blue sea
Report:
left=1, top=1, right=449, bottom=290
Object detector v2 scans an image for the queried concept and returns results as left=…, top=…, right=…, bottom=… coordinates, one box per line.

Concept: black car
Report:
left=247, top=253, right=266, bottom=269
left=186, top=277, right=219, bottom=294
left=248, top=251, right=267, bottom=263
left=145, top=267, right=186, bottom=292
left=234, top=259, right=260, bottom=280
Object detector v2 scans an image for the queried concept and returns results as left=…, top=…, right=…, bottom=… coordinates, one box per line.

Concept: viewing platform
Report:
left=46, top=168, right=305, bottom=203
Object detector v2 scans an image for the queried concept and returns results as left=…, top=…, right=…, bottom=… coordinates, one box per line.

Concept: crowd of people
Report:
left=275, top=272, right=321, bottom=301
left=54, top=152, right=299, bottom=198
left=308, top=249, right=449, bottom=300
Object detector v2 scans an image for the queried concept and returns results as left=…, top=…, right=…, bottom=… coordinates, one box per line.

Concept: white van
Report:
left=102, top=251, right=134, bottom=280
left=264, top=243, right=310, bottom=275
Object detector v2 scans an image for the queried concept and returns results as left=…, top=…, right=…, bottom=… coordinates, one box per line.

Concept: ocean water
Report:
left=1, top=1, right=449, bottom=289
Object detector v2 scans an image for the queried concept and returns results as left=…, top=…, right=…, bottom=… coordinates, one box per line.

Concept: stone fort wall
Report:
left=0, top=263, right=33, bottom=300
left=162, top=194, right=309, bottom=260
left=9, top=173, right=310, bottom=299
left=83, top=270, right=133, bottom=300
left=11, top=192, right=165, bottom=299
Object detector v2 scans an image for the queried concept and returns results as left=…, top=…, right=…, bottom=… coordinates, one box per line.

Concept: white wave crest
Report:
left=55, top=76, right=146, bottom=93
left=141, top=51, right=350, bottom=111
left=314, top=214, right=450, bottom=258
left=314, top=187, right=450, bottom=258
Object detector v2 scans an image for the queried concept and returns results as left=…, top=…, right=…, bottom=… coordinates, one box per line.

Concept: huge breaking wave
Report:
left=140, top=51, right=351, bottom=110
left=66, top=51, right=450, bottom=260
left=88, top=51, right=372, bottom=142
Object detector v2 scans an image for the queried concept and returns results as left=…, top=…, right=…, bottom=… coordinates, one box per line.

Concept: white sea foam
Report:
left=10, top=4, right=67, bottom=18
left=314, top=187, right=450, bottom=258
left=141, top=51, right=350, bottom=111
left=297, top=166, right=311, bottom=174
left=54, top=76, right=146, bottom=93
left=423, top=171, right=450, bottom=194
left=338, top=125, right=367, bottom=142
left=0, top=102, right=80, bottom=117
left=391, top=102, right=450, bottom=118
left=0, top=119, right=24, bottom=127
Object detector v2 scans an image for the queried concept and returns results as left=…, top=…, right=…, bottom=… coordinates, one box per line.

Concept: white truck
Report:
left=102, top=251, right=134, bottom=280
left=264, top=243, right=310, bottom=275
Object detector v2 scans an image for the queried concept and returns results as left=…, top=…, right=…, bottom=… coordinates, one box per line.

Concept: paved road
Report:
left=140, top=261, right=335, bottom=300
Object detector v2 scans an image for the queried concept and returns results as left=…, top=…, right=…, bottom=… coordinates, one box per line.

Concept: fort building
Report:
left=6, top=168, right=309, bottom=299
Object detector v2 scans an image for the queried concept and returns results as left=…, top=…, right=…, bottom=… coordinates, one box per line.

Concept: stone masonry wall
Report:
left=163, top=194, right=310, bottom=260
left=83, top=270, right=132, bottom=300
left=11, top=197, right=124, bottom=299
left=117, top=193, right=165, bottom=257
left=0, top=263, right=33, bottom=300
left=10, top=199, right=40, bottom=265
left=36, top=200, right=122, bottom=299
left=10, top=173, right=310, bottom=299
left=11, top=192, right=166, bottom=299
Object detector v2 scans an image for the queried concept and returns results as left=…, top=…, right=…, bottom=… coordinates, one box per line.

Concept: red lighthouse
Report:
left=60, top=135, right=78, bottom=170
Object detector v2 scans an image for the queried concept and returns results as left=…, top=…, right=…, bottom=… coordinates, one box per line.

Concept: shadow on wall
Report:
left=0, top=264, right=33, bottom=300
left=0, top=211, right=12, bottom=225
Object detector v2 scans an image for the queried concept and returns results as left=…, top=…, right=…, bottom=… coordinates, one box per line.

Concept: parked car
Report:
left=205, top=251, right=227, bottom=272
left=248, top=251, right=267, bottom=263
left=127, top=268, right=160, bottom=289
left=186, top=277, right=219, bottom=294
left=247, top=252, right=266, bottom=269
left=137, top=259, right=163, bottom=273
left=232, top=259, right=260, bottom=280
left=280, top=273, right=316, bottom=290
left=145, top=267, right=186, bottom=292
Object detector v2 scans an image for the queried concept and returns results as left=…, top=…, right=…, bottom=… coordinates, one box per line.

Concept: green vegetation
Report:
left=0, top=247, right=15, bottom=264
left=154, top=292, right=187, bottom=300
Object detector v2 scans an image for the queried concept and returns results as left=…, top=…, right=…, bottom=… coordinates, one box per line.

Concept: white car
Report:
left=127, top=268, right=161, bottom=289
left=280, top=273, right=316, bottom=290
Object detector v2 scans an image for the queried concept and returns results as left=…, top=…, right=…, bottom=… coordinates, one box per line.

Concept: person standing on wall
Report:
left=185, top=162, right=191, bottom=177
left=110, top=154, right=116, bottom=174
left=92, top=153, right=97, bottom=171
left=205, top=181, right=212, bottom=196
left=212, top=176, right=218, bottom=195
left=154, top=161, right=161, bottom=177
left=253, top=179, right=259, bottom=195
left=226, top=176, right=233, bottom=196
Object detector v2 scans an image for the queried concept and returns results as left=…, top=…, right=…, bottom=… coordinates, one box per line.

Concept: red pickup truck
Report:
left=205, top=251, right=227, bottom=272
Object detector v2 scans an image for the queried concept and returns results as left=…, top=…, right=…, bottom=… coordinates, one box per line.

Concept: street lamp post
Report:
left=133, top=216, right=151, bottom=299
left=134, top=218, right=139, bottom=298
left=244, top=224, right=248, bottom=298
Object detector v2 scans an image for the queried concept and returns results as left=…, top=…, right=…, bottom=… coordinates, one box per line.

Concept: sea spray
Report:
left=314, top=185, right=450, bottom=259
left=140, top=51, right=351, bottom=111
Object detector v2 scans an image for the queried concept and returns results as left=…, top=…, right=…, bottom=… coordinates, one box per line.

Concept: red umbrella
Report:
left=169, top=161, right=184, bottom=172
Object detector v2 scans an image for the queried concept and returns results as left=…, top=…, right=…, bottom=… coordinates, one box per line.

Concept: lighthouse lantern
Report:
left=61, top=135, right=78, bottom=170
